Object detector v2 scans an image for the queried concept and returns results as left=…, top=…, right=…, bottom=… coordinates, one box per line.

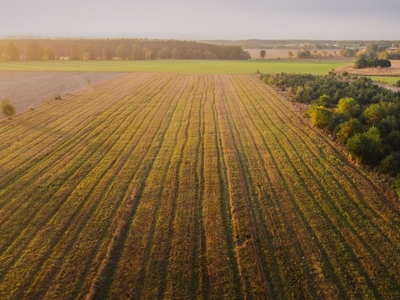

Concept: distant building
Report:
left=388, top=47, right=398, bottom=53
left=59, top=56, right=70, bottom=60
left=19, top=53, right=26, bottom=61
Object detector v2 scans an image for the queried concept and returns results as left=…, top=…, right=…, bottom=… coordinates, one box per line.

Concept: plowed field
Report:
left=0, top=73, right=399, bottom=299
left=0, top=71, right=123, bottom=116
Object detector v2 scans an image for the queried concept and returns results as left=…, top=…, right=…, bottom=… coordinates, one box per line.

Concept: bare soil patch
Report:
left=0, top=72, right=124, bottom=117
left=335, top=60, right=400, bottom=76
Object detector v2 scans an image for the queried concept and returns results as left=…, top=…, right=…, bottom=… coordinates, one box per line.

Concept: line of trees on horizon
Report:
left=0, top=39, right=251, bottom=61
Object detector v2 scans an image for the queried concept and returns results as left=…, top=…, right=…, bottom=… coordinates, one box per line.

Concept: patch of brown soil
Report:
left=0, top=72, right=124, bottom=117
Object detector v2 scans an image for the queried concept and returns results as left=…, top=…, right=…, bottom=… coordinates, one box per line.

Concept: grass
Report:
left=368, top=76, right=400, bottom=85
left=0, top=59, right=349, bottom=74
left=0, top=73, right=399, bottom=299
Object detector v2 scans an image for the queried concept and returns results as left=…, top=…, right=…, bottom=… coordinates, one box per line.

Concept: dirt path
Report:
left=0, top=72, right=124, bottom=117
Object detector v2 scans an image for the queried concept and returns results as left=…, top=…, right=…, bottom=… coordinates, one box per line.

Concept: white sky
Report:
left=0, top=0, right=399, bottom=40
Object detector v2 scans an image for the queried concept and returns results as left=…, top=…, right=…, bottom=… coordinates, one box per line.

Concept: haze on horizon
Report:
left=1, top=0, right=399, bottom=40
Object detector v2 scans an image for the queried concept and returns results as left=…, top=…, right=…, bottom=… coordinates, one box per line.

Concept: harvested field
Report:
left=0, top=71, right=123, bottom=116
left=0, top=73, right=399, bottom=299
left=336, top=60, right=400, bottom=76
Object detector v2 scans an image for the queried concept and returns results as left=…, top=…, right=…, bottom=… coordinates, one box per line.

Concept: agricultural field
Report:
left=244, top=48, right=346, bottom=60
left=0, top=59, right=349, bottom=74
left=0, top=71, right=123, bottom=115
left=0, top=73, right=399, bottom=299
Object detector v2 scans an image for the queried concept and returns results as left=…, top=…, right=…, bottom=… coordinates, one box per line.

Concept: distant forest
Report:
left=0, top=39, right=251, bottom=60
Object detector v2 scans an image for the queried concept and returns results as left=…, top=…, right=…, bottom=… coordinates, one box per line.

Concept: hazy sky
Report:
left=1, top=0, right=399, bottom=40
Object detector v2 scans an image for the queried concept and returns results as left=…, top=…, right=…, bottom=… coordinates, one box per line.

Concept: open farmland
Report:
left=0, top=60, right=349, bottom=74
left=0, top=73, right=399, bottom=299
left=0, top=71, right=122, bottom=115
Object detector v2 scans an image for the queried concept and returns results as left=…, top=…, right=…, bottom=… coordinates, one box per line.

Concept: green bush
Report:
left=336, top=119, right=363, bottom=144
left=346, top=127, right=383, bottom=164
left=1, top=98, right=16, bottom=119
left=363, top=104, right=386, bottom=124
left=314, top=94, right=330, bottom=107
left=377, top=154, right=399, bottom=175
left=309, top=106, right=332, bottom=129
left=336, top=97, right=360, bottom=117
left=393, top=174, right=400, bottom=197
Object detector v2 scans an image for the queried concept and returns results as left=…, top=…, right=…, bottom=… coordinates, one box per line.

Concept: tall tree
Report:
left=26, top=43, right=42, bottom=60
left=130, top=44, right=143, bottom=60
left=158, top=47, right=170, bottom=59
left=102, top=46, right=114, bottom=60
left=42, top=46, right=56, bottom=60
left=260, top=49, right=266, bottom=59
left=70, top=44, right=81, bottom=60
left=116, top=45, right=128, bottom=60
left=171, top=48, right=182, bottom=59
left=6, top=42, right=20, bottom=61
left=142, top=48, right=154, bottom=60
left=84, top=43, right=97, bottom=60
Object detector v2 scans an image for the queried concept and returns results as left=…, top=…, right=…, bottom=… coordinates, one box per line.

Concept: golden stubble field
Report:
left=0, top=73, right=399, bottom=299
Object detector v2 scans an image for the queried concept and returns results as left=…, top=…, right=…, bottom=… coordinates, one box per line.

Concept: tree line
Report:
left=0, top=39, right=250, bottom=61
left=259, top=71, right=400, bottom=180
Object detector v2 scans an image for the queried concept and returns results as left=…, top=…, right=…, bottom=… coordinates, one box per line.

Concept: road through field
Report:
left=0, top=73, right=399, bottom=299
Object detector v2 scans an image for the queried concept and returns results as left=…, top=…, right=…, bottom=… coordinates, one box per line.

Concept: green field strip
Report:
left=0, top=73, right=180, bottom=298
left=20, top=75, right=183, bottom=299
left=0, top=60, right=350, bottom=74
left=201, top=75, right=243, bottom=298
left=238, top=74, right=400, bottom=298
left=42, top=74, right=187, bottom=299
left=215, top=75, right=271, bottom=298
left=106, top=75, right=195, bottom=299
